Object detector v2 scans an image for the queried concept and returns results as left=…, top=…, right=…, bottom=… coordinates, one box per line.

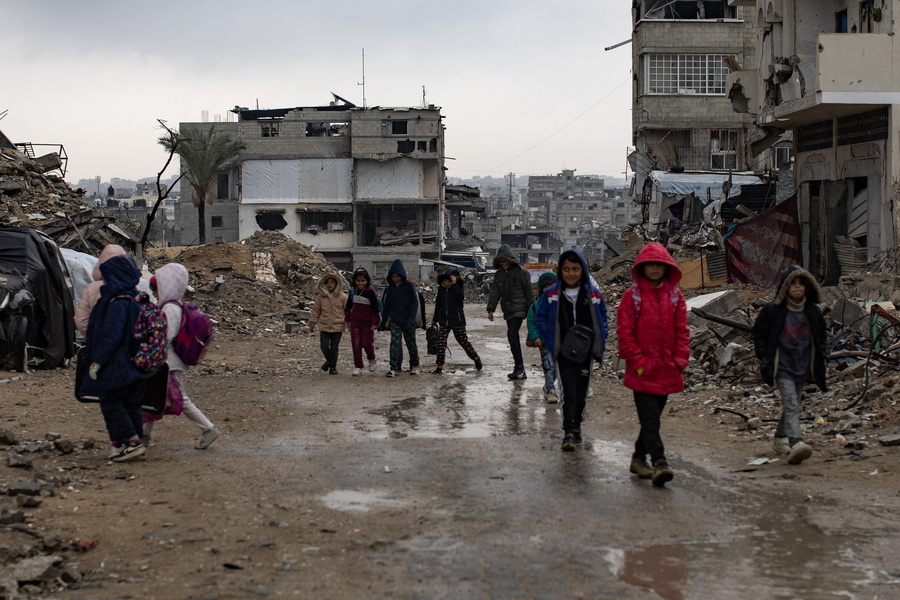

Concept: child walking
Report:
left=527, top=271, right=559, bottom=403
left=431, top=270, right=482, bottom=374
left=81, top=254, right=150, bottom=462
left=379, top=259, right=421, bottom=377
left=310, top=271, right=348, bottom=375
left=752, top=265, right=827, bottom=465
left=617, top=242, right=689, bottom=486
left=536, top=249, right=607, bottom=451
left=143, top=263, right=221, bottom=451
left=487, top=244, right=534, bottom=380
left=345, top=267, right=381, bottom=375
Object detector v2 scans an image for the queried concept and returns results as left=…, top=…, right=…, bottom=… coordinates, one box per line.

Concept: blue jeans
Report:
left=540, top=346, right=556, bottom=391
left=776, top=378, right=804, bottom=445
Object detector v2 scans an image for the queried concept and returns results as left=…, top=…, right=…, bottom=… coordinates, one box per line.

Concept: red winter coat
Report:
left=617, top=242, right=690, bottom=395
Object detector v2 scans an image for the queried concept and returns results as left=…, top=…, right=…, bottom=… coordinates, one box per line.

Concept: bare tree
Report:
left=140, top=120, right=186, bottom=249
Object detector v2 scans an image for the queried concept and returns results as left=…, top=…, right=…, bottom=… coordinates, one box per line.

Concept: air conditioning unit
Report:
left=327, top=222, right=345, bottom=231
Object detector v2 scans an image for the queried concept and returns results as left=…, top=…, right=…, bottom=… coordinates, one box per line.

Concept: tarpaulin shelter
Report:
left=0, top=225, right=76, bottom=369
left=724, top=194, right=803, bottom=288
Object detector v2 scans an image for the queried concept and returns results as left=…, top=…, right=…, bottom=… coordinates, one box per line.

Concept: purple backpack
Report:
left=165, top=300, right=214, bottom=366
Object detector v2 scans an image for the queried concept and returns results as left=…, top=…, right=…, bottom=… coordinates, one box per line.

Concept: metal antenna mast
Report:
left=358, top=49, right=367, bottom=108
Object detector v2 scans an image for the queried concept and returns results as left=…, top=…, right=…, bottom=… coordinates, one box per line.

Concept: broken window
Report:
left=429, top=138, right=437, bottom=152
left=860, top=1, right=876, bottom=33
left=391, top=121, right=408, bottom=135
left=642, top=1, right=736, bottom=20
left=296, top=210, right=352, bottom=232
left=211, top=216, right=224, bottom=228
left=644, top=53, right=728, bottom=94
left=261, top=120, right=280, bottom=138
left=255, top=210, right=287, bottom=231
left=397, top=140, right=415, bottom=154
left=306, top=122, right=348, bottom=137
left=417, top=141, right=427, bottom=152
left=710, top=129, right=739, bottom=170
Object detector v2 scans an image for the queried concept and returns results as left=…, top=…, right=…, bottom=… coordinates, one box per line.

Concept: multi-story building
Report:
left=526, top=170, right=606, bottom=249
left=630, top=1, right=759, bottom=225
left=175, top=97, right=445, bottom=278
left=726, top=0, right=900, bottom=283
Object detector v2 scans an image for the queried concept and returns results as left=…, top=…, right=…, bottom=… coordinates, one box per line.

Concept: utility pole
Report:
left=507, top=172, right=514, bottom=210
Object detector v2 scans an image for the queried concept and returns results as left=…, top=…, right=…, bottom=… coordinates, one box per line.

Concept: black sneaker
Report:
left=320, top=362, right=330, bottom=372
left=572, top=431, right=583, bottom=445
left=329, top=367, right=337, bottom=375
left=111, top=441, right=146, bottom=462
left=561, top=435, right=576, bottom=452
left=507, top=366, right=526, bottom=380
left=474, top=359, right=483, bottom=371
left=432, top=367, right=443, bottom=374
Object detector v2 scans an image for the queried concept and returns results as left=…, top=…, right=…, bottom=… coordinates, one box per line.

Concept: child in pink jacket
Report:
left=617, top=242, right=689, bottom=487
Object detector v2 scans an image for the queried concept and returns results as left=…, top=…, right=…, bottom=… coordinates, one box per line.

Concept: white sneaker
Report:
left=788, top=441, right=812, bottom=465
left=772, top=436, right=791, bottom=455
left=353, top=368, right=363, bottom=376
left=587, top=385, right=594, bottom=398
left=196, top=427, right=221, bottom=450
left=410, top=366, right=421, bottom=376
left=545, top=389, right=559, bottom=404
left=368, top=359, right=377, bottom=372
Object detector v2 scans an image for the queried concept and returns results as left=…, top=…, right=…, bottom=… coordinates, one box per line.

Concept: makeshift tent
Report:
left=0, top=225, right=76, bottom=369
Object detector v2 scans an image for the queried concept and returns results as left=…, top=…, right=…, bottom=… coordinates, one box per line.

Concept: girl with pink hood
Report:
left=617, top=242, right=689, bottom=487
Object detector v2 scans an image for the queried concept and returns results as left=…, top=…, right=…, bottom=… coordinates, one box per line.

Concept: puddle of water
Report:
left=321, top=489, right=408, bottom=512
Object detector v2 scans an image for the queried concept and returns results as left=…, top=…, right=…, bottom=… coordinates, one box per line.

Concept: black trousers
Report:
left=558, top=357, right=591, bottom=434
left=99, top=378, right=147, bottom=444
left=319, top=331, right=343, bottom=368
left=506, top=317, right=524, bottom=367
left=633, top=391, right=668, bottom=462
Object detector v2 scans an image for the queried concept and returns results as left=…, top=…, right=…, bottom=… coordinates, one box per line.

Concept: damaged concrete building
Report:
left=726, top=0, right=900, bottom=284
left=629, top=2, right=780, bottom=229
left=175, top=96, right=446, bottom=278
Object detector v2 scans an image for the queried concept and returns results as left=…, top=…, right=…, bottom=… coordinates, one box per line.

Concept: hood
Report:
left=386, top=259, right=408, bottom=283
left=92, top=244, right=126, bottom=281
left=351, top=267, right=371, bottom=287
left=492, top=244, right=519, bottom=268
left=99, top=254, right=140, bottom=295
left=154, top=263, right=189, bottom=304
left=774, top=265, right=821, bottom=304
left=557, top=248, right=590, bottom=287
left=318, top=270, right=345, bottom=296
left=537, top=271, right=558, bottom=294
left=631, top=242, right=682, bottom=289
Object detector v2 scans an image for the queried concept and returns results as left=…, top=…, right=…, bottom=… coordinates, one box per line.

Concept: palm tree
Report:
left=158, top=125, right=246, bottom=245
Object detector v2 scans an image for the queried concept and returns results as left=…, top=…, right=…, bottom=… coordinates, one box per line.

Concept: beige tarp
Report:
left=679, top=256, right=726, bottom=290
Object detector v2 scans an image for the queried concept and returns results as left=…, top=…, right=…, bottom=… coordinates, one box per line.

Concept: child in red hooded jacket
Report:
left=617, top=242, right=690, bottom=487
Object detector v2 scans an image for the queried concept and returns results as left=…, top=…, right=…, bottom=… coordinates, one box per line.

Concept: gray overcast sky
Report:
left=3, top=0, right=633, bottom=184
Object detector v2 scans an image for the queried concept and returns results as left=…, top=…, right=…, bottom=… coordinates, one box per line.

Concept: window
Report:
left=710, top=129, right=739, bottom=170
left=261, top=121, right=280, bottom=138
left=217, top=173, right=229, bottom=200
left=569, top=229, right=578, bottom=235
left=643, top=0, right=736, bottom=19
left=645, top=54, right=728, bottom=95
left=296, top=210, right=352, bottom=232
left=391, top=121, right=408, bottom=135
left=211, top=216, right=224, bottom=228
left=836, top=9, right=848, bottom=32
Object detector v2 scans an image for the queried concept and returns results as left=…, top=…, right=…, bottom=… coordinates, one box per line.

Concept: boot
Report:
left=629, top=455, right=653, bottom=479
left=507, top=365, right=526, bottom=380
left=474, top=358, right=483, bottom=371
left=651, top=458, right=673, bottom=487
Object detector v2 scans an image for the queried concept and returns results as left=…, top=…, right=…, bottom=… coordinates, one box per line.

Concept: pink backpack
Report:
left=164, top=300, right=214, bottom=366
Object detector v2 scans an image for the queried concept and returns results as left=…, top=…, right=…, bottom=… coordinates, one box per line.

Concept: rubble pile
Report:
left=0, top=147, right=138, bottom=253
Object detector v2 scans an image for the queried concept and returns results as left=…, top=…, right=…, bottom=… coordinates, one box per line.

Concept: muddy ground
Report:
left=2, top=310, right=900, bottom=599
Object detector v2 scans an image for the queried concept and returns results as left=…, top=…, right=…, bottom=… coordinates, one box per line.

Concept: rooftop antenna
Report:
left=422, top=86, right=426, bottom=107
left=358, top=49, right=367, bottom=108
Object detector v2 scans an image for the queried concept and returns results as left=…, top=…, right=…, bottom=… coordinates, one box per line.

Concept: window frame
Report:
left=643, top=53, right=729, bottom=95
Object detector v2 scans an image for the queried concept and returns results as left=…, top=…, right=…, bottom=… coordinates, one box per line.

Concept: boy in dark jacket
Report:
left=82, top=254, right=152, bottom=462
left=431, top=270, right=482, bottom=374
left=345, top=267, right=381, bottom=375
left=379, top=259, right=421, bottom=377
left=752, top=266, right=827, bottom=465
left=617, top=242, right=689, bottom=486
left=536, top=249, right=607, bottom=451
left=487, top=244, right=534, bottom=380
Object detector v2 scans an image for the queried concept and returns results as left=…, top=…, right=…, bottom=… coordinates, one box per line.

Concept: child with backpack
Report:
left=82, top=254, right=154, bottom=462
left=143, top=263, right=221, bottom=450
left=527, top=271, right=559, bottom=403
left=536, top=249, right=607, bottom=452
left=617, top=242, right=689, bottom=486
left=379, top=259, right=421, bottom=377
left=310, top=271, right=348, bottom=375
left=431, top=270, right=482, bottom=374
left=345, top=267, right=381, bottom=376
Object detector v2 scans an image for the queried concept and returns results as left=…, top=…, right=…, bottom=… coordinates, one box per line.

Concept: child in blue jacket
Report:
left=379, top=259, right=421, bottom=377
left=82, top=254, right=151, bottom=462
left=527, top=271, right=559, bottom=403
left=536, top=249, right=607, bottom=451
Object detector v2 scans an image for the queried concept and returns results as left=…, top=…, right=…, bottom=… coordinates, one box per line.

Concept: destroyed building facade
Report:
left=175, top=97, right=446, bottom=277
left=726, top=0, right=900, bottom=284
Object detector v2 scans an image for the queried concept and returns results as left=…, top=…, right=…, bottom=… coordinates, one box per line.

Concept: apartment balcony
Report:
left=768, top=33, right=900, bottom=128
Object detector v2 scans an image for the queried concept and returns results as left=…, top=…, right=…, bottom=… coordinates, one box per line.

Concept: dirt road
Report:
left=2, top=315, right=899, bottom=599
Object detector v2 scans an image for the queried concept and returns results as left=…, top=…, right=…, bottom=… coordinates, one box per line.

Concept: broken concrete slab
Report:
left=685, top=290, right=742, bottom=327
